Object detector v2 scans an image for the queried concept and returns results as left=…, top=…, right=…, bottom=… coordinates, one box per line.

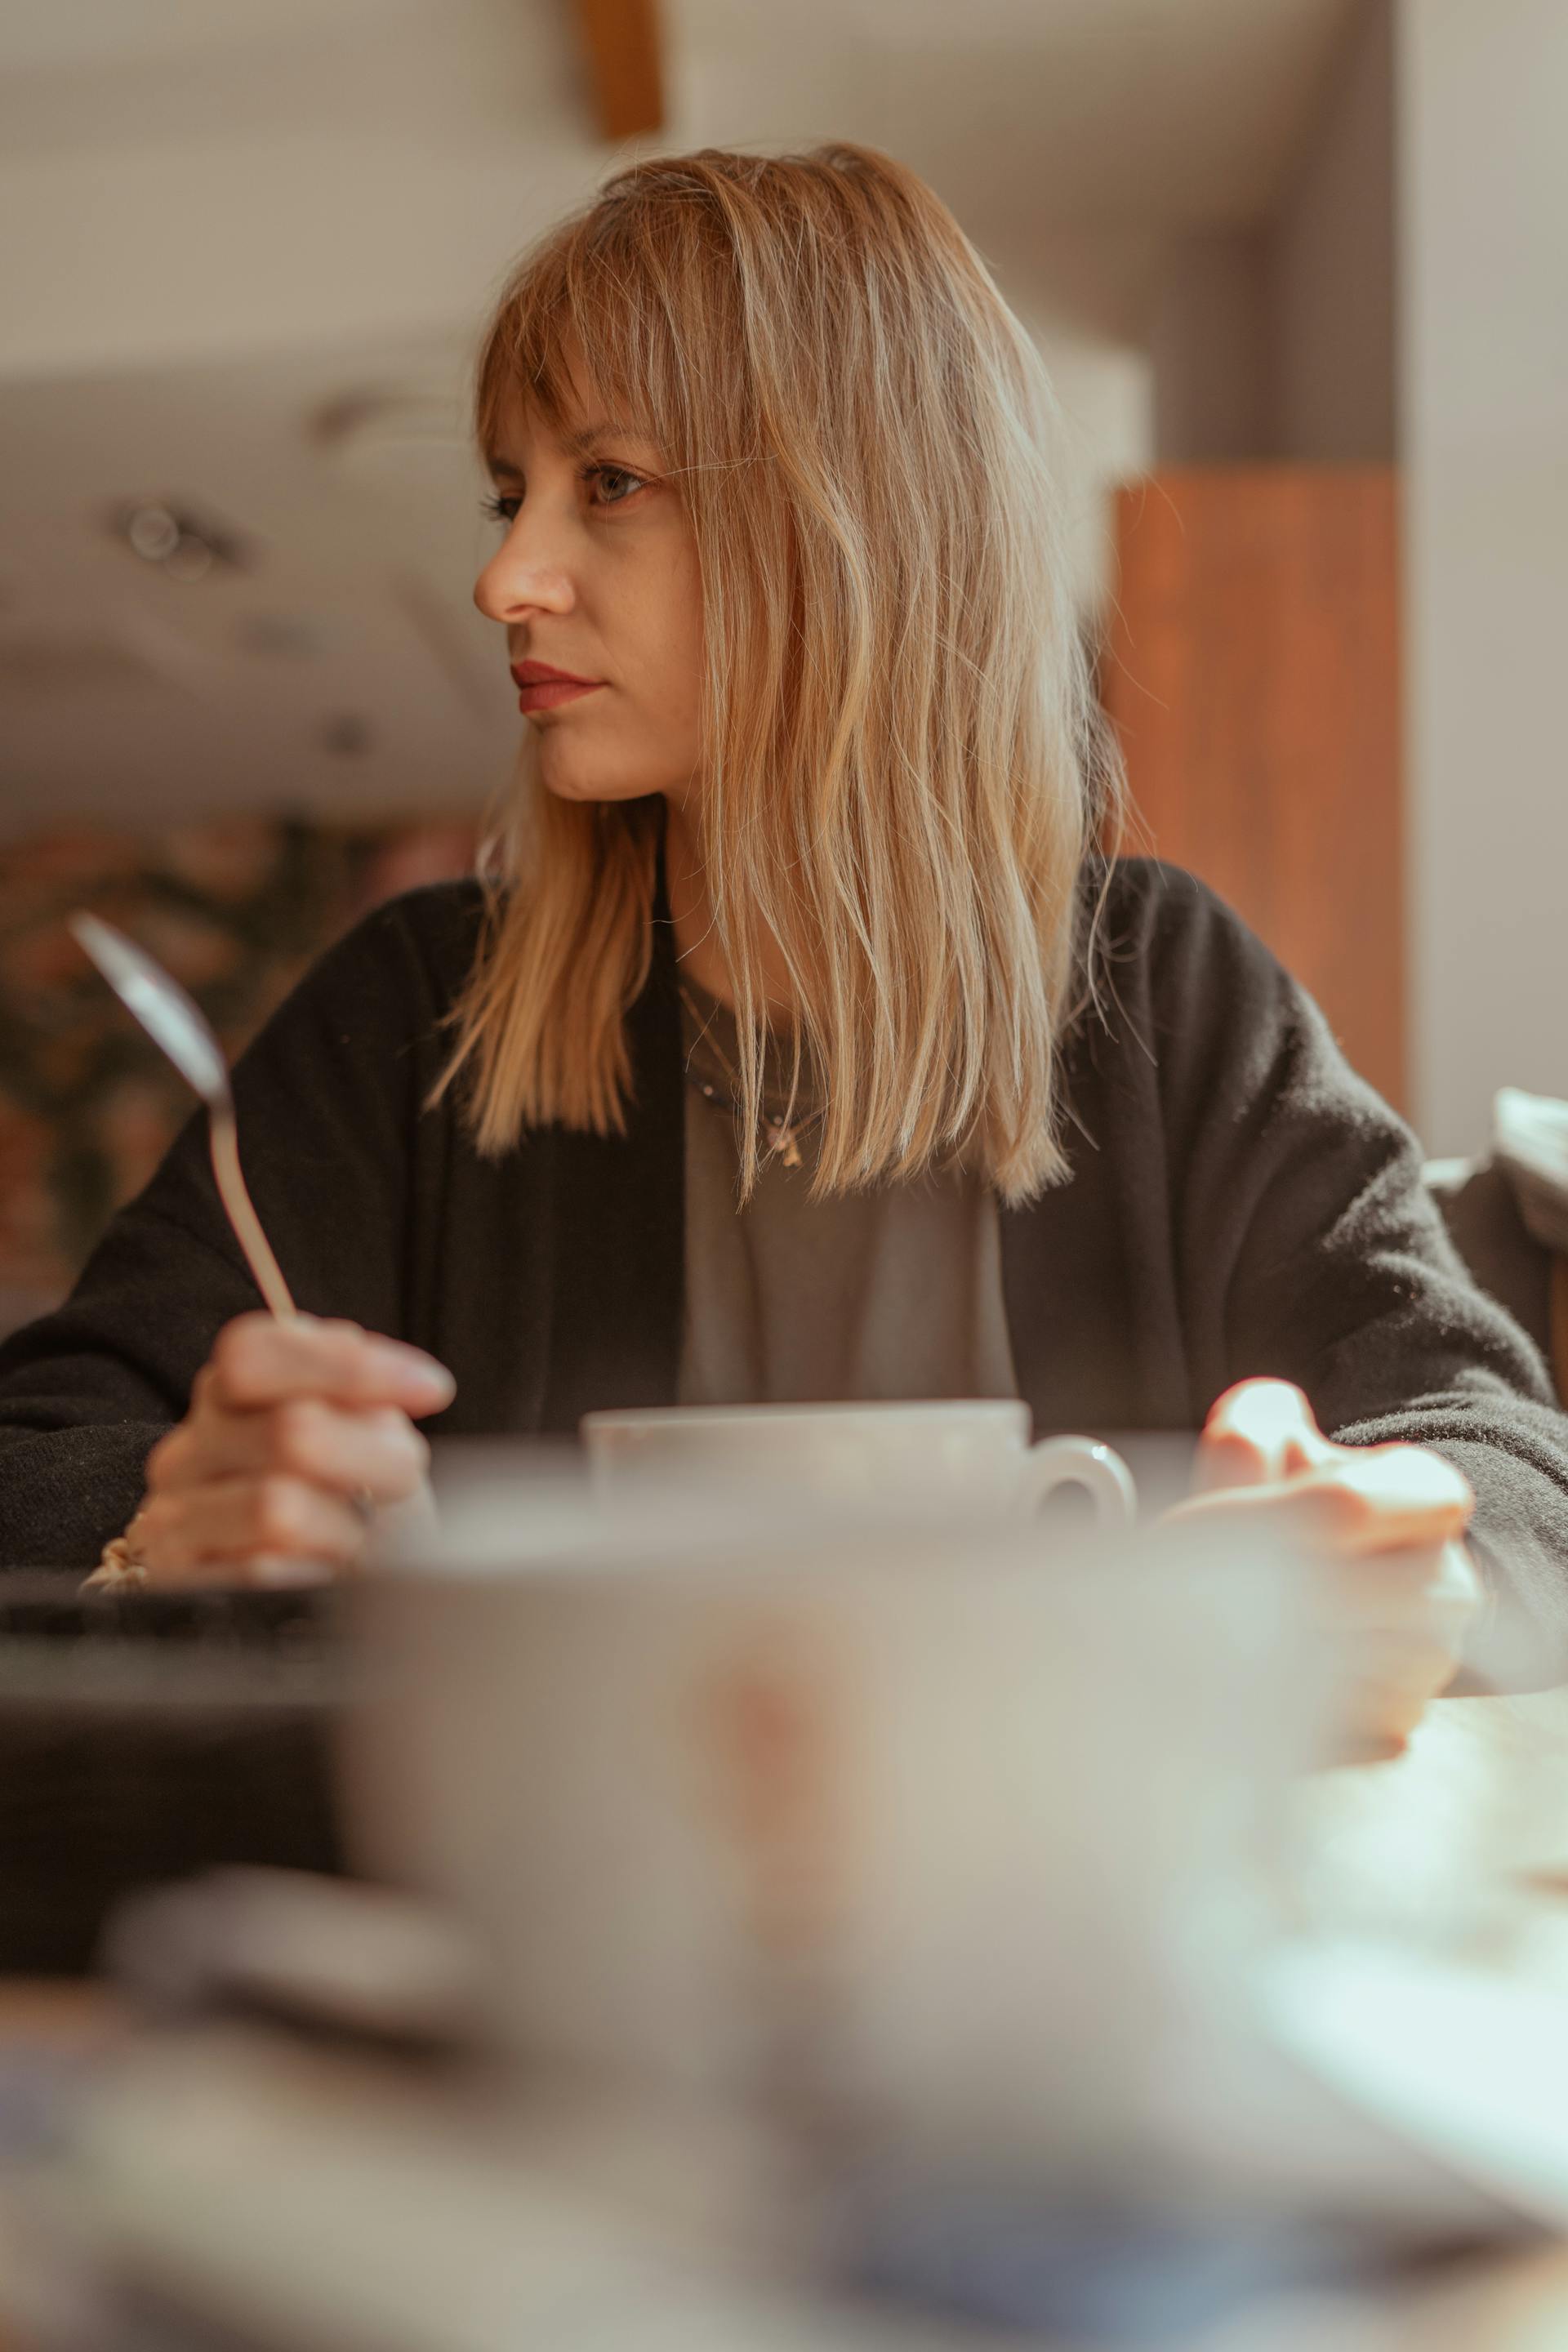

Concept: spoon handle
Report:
left=208, top=1104, right=296, bottom=1319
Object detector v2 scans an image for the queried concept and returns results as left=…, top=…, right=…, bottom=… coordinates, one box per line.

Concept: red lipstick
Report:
left=511, top=659, right=604, bottom=715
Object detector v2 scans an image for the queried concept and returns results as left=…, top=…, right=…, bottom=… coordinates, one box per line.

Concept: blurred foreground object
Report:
left=12, top=1469, right=1568, bottom=2342
left=0, top=1577, right=343, bottom=1973
left=20, top=1679, right=1568, bottom=2343
left=100, top=1865, right=484, bottom=2048
left=345, top=1455, right=1328, bottom=2187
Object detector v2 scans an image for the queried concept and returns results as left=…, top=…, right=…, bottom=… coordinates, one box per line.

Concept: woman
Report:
left=1, top=143, right=1564, bottom=1740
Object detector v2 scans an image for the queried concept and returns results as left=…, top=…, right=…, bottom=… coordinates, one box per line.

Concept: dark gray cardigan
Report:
left=3, top=856, right=1566, bottom=1686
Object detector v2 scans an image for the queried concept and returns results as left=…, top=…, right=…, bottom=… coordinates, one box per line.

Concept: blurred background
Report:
left=2, top=0, right=1563, bottom=1334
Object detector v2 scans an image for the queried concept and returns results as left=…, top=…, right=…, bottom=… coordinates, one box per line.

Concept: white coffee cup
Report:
left=581, top=1399, right=1138, bottom=1529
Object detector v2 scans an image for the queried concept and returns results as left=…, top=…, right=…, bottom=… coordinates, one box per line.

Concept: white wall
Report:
left=1399, top=0, right=1568, bottom=1152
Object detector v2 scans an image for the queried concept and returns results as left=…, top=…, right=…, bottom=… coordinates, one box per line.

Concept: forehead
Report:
left=486, top=411, right=650, bottom=461
left=483, top=382, right=661, bottom=475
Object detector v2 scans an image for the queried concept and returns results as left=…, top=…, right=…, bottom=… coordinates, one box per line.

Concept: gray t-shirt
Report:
left=675, top=971, right=1018, bottom=1406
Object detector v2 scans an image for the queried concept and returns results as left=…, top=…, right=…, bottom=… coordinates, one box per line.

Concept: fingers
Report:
left=1165, top=1491, right=1483, bottom=1757
left=1312, top=1539, right=1452, bottom=1624
left=1191, top=1383, right=1475, bottom=1553
left=1312, top=1538, right=1484, bottom=1645
left=1169, top=1452, right=1473, bottom=1553
left=1178, top=1400, right=1481, bottom=1760
left=132, top=1312, right=454, bottom=1589
left=203, top=1312, right=456, bottom=1418
left=1294, top=1445, right=1475, bottom=1554
left=137, top=1475, right=370, bottom=1581
left=148, top=1396, right=428, bottom=1503
left=1194, top=1379, right=1334, bottom=1492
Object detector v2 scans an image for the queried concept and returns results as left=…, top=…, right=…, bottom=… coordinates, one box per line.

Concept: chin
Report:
left=538, top=760, right=669, bottom=808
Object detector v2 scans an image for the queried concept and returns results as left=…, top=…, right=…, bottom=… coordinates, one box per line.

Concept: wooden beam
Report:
left=572, top=0, right=664, bottom=140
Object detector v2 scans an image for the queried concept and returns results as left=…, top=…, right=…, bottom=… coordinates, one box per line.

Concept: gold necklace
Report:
left=677, top=980, right=826, bottom=1171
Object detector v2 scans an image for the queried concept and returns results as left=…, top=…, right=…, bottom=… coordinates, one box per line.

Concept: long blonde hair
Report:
left=433, top=140, right=1125, bottom=1205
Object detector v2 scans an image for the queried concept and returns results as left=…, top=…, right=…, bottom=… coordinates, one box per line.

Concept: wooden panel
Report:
left=1100, top=466, right=1404, bottom=1110
left=573, top=0, right=664, bottom=140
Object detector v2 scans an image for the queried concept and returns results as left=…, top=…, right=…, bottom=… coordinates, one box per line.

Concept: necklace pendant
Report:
left=766, top=1120, right=803, bottom=1169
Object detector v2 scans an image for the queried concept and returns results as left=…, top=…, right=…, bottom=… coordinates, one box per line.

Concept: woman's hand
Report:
left=1165, top=1378, right=1485, bottom=1759
left=131, top=1312, right=456, bottom=1588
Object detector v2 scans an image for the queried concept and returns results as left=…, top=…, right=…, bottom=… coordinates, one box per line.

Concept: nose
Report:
left=473, top=522, right=576, bottom=627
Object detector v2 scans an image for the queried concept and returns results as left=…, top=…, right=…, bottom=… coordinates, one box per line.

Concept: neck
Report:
left=662, top=795, right=799, bottom=1019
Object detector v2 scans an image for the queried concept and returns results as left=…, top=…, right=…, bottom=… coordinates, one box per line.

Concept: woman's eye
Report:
left=479, top=466, right=647, bottom=528
left=590, top=465, right=647, bottom=506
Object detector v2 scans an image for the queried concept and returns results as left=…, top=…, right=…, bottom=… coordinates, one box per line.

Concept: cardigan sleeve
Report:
left=0, top=883, right=480, bottom=1572
left=1125, top=861, right=1568, bottom=1689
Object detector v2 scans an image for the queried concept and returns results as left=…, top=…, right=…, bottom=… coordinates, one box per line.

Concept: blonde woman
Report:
left=2, top=144, right=1564, bottom=1742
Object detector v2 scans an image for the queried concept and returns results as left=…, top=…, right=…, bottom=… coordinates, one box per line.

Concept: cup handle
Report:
left=1013, top=1437, right=1138, bottom=1528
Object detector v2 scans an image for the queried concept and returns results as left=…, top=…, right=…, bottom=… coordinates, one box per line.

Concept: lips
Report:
left=511, top=658, right=604, bottom=715
left=511, top=661, right=599, bottom=688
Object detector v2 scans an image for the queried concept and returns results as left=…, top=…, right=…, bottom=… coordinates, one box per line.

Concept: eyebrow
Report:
left=564, top=418, right=648, bottom=452
left=485, top=418, right=656, bottom=477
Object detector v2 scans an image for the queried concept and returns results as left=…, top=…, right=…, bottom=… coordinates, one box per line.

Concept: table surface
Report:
left=7, top=1687, right=1568, bottom=2351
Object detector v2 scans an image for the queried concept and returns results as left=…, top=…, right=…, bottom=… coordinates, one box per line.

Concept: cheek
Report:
left=630, top=560, right=704, bottom=732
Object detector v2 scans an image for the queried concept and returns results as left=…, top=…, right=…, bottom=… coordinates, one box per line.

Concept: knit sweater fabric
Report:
left=2, top=857, right=1566, bottom=1688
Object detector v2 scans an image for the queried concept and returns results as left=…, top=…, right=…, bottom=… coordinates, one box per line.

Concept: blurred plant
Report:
left=0, top=813, right=479, bottom=1311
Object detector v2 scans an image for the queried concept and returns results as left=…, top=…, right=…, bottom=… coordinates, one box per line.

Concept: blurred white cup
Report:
left=343, top=1464, right=1318, bottom=2197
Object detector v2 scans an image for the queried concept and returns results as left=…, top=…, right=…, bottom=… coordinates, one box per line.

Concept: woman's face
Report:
left=472, top=368, right=705, bottom=808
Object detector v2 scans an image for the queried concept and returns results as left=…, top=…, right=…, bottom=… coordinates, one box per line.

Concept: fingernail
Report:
left=371, top=1343, right=454, bottom=1399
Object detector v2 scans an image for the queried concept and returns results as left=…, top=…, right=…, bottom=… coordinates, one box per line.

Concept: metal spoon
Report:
left=68, top=911, right=296, bottom=1320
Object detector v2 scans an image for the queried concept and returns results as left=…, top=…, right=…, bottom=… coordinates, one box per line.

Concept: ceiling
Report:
left=0, top=0, right=1361, bottom=837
